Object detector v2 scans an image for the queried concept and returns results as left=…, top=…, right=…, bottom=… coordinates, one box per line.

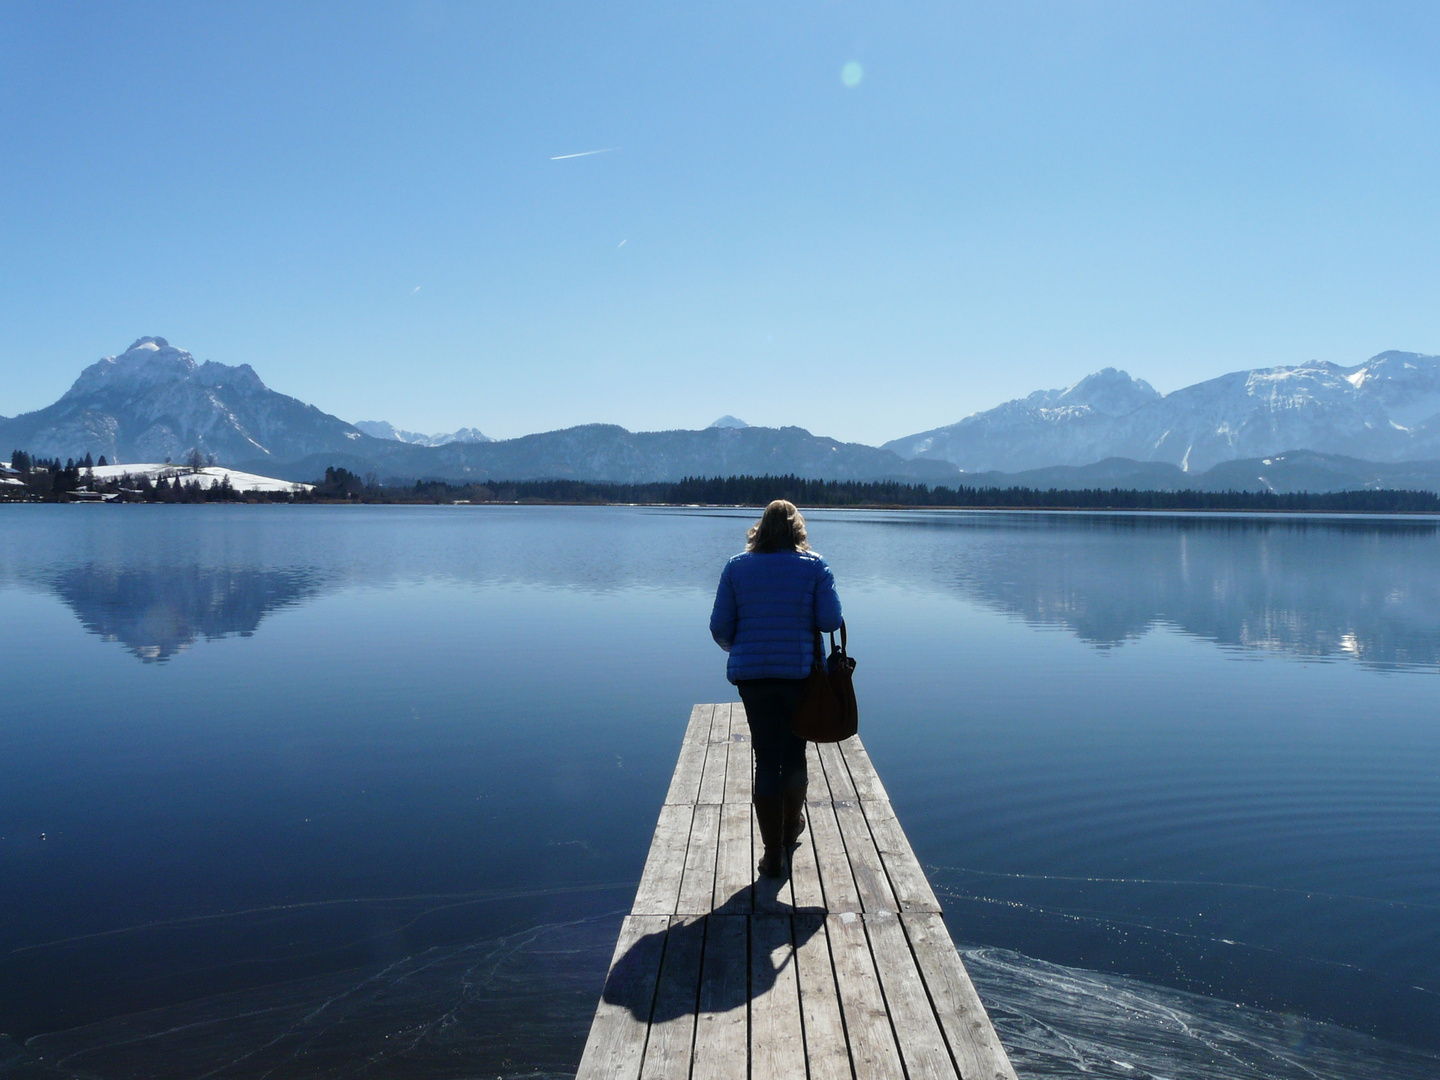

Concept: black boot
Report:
left=753, top=793, right=786, bottom=878
left=782, top=784, right=808, bottom=848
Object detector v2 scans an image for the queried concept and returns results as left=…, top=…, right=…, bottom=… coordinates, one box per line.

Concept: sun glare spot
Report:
left=841, top=61, right=864, bottom=88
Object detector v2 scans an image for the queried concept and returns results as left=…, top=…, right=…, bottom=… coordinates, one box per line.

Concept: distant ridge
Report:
left=354, top=420, right=492, bottom=447
left=9, top=339, right=1440, bottom=492
left=0, top=338, right=954, bottom=484
left=949, top=451, right=1440, bottom=495
left=240, top=423, right=961, bottom=486
left=885, top=352, right=1440, bottom=473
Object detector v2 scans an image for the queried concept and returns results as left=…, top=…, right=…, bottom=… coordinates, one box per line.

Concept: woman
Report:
left=709, top=500, right=843, bottom=878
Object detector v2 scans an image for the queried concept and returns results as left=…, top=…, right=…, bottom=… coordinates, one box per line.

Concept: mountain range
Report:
left=0, top=338, right=951, bottom=484
left=4, top=337, right=1440, bottom=492
left=884, top=353, right=1440, bottom=473
left=353, top=420, right=492, bottom=447
left=0, top=338, right=387, bottom=466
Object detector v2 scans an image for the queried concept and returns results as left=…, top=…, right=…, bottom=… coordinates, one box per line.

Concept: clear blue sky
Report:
left=2, top=2, right=1437, bottom=444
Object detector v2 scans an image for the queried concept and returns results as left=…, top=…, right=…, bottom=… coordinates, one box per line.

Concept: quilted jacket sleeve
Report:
left=709, top=560, right=737, bottom=651
left=814, top=559, right=842, bottom=633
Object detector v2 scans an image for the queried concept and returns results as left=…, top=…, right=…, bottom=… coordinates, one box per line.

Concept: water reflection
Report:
left=850, top=513, right=1440, bottom=670
left=47, top=566, right=322, bottom=662
left=4, top=508, right=1439, bottom=1075
left=25, top=511, right=1440, bottom=671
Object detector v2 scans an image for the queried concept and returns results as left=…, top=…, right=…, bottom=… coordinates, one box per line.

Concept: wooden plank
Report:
left=806, top=740, right=826, bottom=797
left=723, top=726, right=752, bottom=804
left=865, top=910, right=957, bottom=1080
left=806, top=796, right=862, bottom=913
left=595, top=713, right=1018, bottom=1080
left=576, top=914, right=670, bottom=1080
left=832, top=799, right=899, bottom=914
left=840, top=737, right=890, bottom=802
left=639, top=915, right=706, bottom=1080
left=750, top=915, right=806, bottom=1080
left=664, top=704, right=714, bottom=805
left=791, top=743, right=835, bottom=907
left=697, top=737, right=729, bottom=806
left=632, top=803, right=693, bottom=916
left=712, top=800, right=753, bottom=914
left=817, top=740, right=858, bottom=800
left=676, top=803, right=721, bottom=916
left=864, top=799, right=943, bottom=914
left=691, top=915, right=749, bottom=1080
left=788, top=807, right=826, bottom=912
left=709, top=701, right=734, bottom=742
left=826, top=912, right=905, bottom=1080
left=793, top=914, right=854, bottom=1080
left=903, top=913, right=1020, bottom=1080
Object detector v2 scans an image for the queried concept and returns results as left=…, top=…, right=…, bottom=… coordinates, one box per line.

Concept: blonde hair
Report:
left=746, top=500, right=809, bottom=553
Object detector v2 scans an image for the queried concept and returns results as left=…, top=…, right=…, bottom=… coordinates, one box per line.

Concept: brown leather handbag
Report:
left=791, top=620, right=858, bottom=743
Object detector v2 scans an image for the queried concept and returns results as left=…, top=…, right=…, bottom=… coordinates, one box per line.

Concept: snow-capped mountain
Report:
left=3, top=337, right=954, bottom=484
left=884, top=352, right=1440, bottom=473
left=11, top=338, right=1440, bottom=487
left=353, top=420, right=492, bottom=446
left=0, top=337, right=387, bottom=464
left=708, top=415, right=750, bottom=429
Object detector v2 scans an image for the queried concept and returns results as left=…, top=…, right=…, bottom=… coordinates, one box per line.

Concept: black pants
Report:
left=736, top=678, right=809, bottom=797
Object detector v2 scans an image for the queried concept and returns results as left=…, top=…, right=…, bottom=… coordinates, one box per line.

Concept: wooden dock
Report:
left=577, top=702, right=1018, bottom=1080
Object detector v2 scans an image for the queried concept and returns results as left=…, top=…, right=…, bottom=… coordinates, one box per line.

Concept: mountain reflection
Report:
left=48, top=566, right=321, bottom=662
left=908, top=515, right=1440, bottom=670
left=27, top=510, right=1440, bottom=671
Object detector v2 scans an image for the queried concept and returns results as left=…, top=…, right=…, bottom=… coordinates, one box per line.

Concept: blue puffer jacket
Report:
left=710, top=549, right=843, bottom=683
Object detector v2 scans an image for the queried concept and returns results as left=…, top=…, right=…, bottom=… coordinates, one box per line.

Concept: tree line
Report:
left=299, top=469, right=1440, bottom=513
left=8, top=454, right=1440, bottom=512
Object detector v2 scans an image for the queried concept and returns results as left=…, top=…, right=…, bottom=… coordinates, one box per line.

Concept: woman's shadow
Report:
left=603, top=877, right=825, bottom=1022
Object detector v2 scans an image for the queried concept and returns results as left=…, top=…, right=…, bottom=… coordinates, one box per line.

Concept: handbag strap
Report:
left=828, top=619, right=847, bottom=655
left=812, top=627, right=825, bottom=666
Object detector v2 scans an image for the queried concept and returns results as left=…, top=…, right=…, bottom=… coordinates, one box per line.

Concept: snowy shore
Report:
left=85, top=463, right=311, bottom=493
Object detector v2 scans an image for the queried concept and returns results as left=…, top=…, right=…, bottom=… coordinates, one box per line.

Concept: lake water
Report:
left=2, top=505, right=1438, bottom=1079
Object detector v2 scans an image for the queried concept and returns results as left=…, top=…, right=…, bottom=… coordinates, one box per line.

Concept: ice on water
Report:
left=3, top=925, right=1435, bottom=1079
left=2, top=913, right=621, bottom=1080
left=967, top=948, right=1440, bottom=1079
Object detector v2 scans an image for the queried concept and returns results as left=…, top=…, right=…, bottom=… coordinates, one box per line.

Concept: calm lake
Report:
left=2, top=505, right=1438, bottom=1079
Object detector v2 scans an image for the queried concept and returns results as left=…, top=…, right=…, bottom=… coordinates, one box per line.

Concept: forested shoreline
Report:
left=7, top=456, right=1439, bottom=512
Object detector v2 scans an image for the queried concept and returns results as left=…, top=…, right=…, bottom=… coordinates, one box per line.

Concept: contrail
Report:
left=550, top=148, right=613, bottom=160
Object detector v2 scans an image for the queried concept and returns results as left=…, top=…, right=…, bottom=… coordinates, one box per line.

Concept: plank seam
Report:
left=815, top=753, right=854, bottom=915
left=896, top=914, right=966, bottom=1080
left=746, top=914, right=753, bottom=1080
left=685, top=915, right=709, bottom=1080
left=821, top=917, right=860, bottom=1080
left=856, top=803, right=913, bottom=914
left=788, top=915, right=812, bottom=1080
left=790, top=917, right=807, bottom=1080
left=860, top=915, right=917, bottom=1080
left=839, top=745, right=953, bottom=1076
left=635, top=919, right=670, bottom=1080
left=839, top=741, right=917, bottom=915
left=812, top=752, right=866, bottom=915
